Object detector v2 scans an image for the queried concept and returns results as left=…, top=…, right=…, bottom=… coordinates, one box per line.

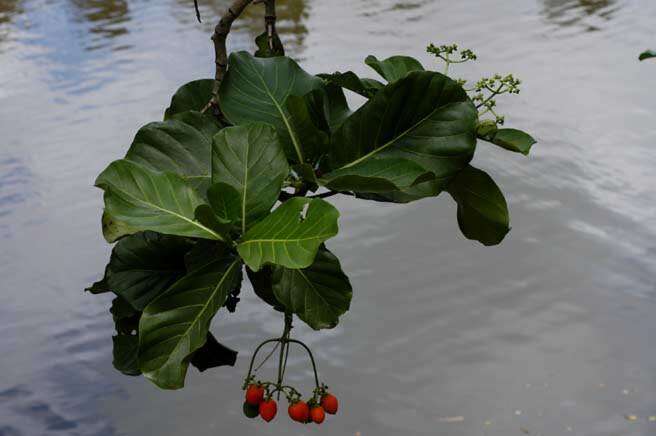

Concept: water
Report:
left=1, top=0, right=655, bottom=435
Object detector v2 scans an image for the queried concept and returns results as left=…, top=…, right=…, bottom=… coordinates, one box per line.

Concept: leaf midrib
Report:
left=147, top=259, right=240, bottom=371
left=114, top=181, right=222, bottom=241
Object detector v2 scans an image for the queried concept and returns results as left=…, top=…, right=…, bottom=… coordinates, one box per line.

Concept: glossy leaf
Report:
left=139, top=255, right=242, bottom=389
left=447, top=165, right=510, bottom=246
left=364, top=55, right=424, bottom=83
left=124, top=111, right=222, bottom=192
left=484, top=128, right=536, bottom=156
left=319, top=71, right=384, bottom=98
left=320, top=157, right=434, bottom=193
left=211, top=123, right=289, bottom=233
left=639, top=50, right=656, bottom=61
left=272, top=246, right=352, bottom=330
left=104, top=232, right=193, bottom=310
left=218, top=51, right=323, bottom=163
left=189, top=333, right=238, bottom=372
left=328, top=71, right=477, bottom=197
left=237, top=197, right=340, bottom=271
left=205, top=182, right=242, bottom=224
left=164, top=79, right=214, bottom=119
left=96, top=160, right=223, bottom=241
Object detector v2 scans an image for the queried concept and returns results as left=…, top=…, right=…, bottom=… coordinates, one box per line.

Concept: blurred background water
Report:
left=1, top=0, right=655, bottom=435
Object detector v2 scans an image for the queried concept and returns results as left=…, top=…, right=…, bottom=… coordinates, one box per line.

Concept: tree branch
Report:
left=210, top=0, right=257, bottom=110
left=263, top=0, right=278, bottom=52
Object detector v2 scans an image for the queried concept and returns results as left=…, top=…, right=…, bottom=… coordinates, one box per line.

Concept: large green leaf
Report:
left=328, top=71, right=477, bottom=198
left=124, top=111, right=222, bottom=192
left=139, top=255, right=242, bottom=389
left=319, top=71, right=384, bottom=98
left=483, top=128, right=536, bottom=156
left=96, top=160, right=223, bottom=241
left=164, top=79, right=214, bottom=119
left=246, top=266, right=285, bottom=312
left=218, top=51, right=324, bottom=163
left=364, top=55, right=424, bottom=83
left=103, top=232, right=193, bottom=310
left=237, top=197, right=340, bottom=271
left=272, top=246, right=352, bottom=330
left=447, top=165, right=510, bottom=246
left=211, top=123, right=289, bottom=233
left=320, top=157, right=434, bottom=193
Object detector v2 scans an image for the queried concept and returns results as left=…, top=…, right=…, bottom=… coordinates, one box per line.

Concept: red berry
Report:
left=310, top=405, right=326, bottom=424
left=259, top=399, right=278, bottom=422
left=245, top=384, right=265, bottom=406
left=320, top=393, right=339, bottom=415
left=288, top=400, right=310, bottom=422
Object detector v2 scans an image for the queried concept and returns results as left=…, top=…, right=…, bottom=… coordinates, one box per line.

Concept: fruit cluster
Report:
left=242, top=381, right=338, bottom=425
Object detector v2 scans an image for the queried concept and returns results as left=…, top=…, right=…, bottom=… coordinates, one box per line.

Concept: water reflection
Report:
left=541, top=0, right=620, bottom=30
left=67, top=0, right=130, bottom=51
left=184, top=0, right=308, bottom=53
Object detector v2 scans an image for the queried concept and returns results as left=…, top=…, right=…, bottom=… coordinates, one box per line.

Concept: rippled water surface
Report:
left=1, top=0, right=656, bottom=435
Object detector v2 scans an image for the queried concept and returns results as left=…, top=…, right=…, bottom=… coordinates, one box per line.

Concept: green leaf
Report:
left=328, top=71, right=477, bottom=197
left=364, top=55, right=425, bottom=83
left=254, top=31, right=285, bottom=58
left=237, top=197, right=340, bottom=271
left=113, top=335, right=141, bottom=376
left=184, top=240, right=229, bottom=272
left=139, top=255, right=242, bottom=389
left=124, top=111, right=222, bottom=192
left=205, top=182, right=242, bottom=224
left=447, top=165, right=510, bottom=246
left=96, top=160, right=223, bottom=241
left=211, top=123, right=289, bottom=233
left=272, top=246, right=352, bottom=330
left=164, top=79, right=214, bottom=119
left=483, top=128, right=536, bottom=156
left=246, top=266, right=285, bottom=312
left=104, top=232, right=193, bottom=310
left=639, top=50, right=656, bottom=61
left=218, top=51, right=323, bottom=163
left=319, top=71, right=384, bottom=98
left=101, top=210, right=139, bottom=243
left=320, top=157, right=434, bottom=193
left=285, top=91, right=331, bottom=164
left=189, top=333, right=237, bottom=372
left=111, top=296, right=140, bottom=335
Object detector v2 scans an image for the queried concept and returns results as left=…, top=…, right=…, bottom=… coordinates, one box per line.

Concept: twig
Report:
left=263, top=0, right=278, bottom=52
left=194, top=0, right=201, bottom=22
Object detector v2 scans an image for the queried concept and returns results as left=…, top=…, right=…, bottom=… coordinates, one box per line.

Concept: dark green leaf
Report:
left=111, top=296, right=140, bottom=335
left=285, top=91, right=331, bottom=164
left=328, top=71, right=477, bottom=199
left=364, top=55, right=425, bottom=83
left=124, top=111, right=222, bottom=193
left=190, top=333, right=237, bottom=372
left=246, top=266, right=285, bottom=312
left=86, top=269, right=111, bottom=294
left=164, top=79, right=214, bottom=119
left=104, top=232, right=193, bottom=310
left=272, top=246, right=352, bottom=330
left=184, top=240, right=229, bottom=272
left=639, top=50, right=656, bottom=61
left=237, top=197, right=340, bottom=271
left=320, top=157, right=435, bottom=193
left=319, top=71, right=384, bottom=98
left=96, top=160, right=223, bottom=241
left=447, top=165, right=510, bottom=246
left=206, top=183, right=242, bottom=224
left=254, top=31, right=285, bottom=58
left=211, top=123, right=289, bottom=233
left=484, top=128, right=536, bottom=156
left=139, top=255, right=242, bottom=389
left=218, top=51, right=323, bottom=163
left=113, top=334, right=141, bottom=376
